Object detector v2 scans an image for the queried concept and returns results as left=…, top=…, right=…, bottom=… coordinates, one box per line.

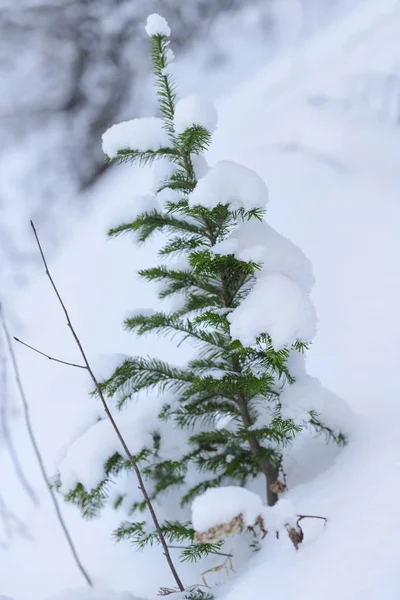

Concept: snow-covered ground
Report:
left=1, top=0, right=400, bottom=598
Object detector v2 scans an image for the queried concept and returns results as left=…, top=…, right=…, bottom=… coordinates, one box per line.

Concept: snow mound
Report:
left=228, top=273, right=317, bottom=349
left=191, top=154, right=209, bottom=179
left=102, top=118, right=169, bottom=159
left=57, top=398, right=161, bottom=492
left=145, top=14, right=170, bottom=37
left=262, top=498, right=296, bottom=530
left=192, top=486, right=263, bottom=532
left=189, top=160, right=269, bottom=210
left=174, top=95, right=218, bottom=134
left=212, top=219, right=315, bottom=293
left=280, top=374, right=354, bottom=434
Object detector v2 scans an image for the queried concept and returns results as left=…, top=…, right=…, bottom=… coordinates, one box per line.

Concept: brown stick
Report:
left=296, top=515, right=328, bottom=527
left=0, top=302, right=93, bottom=587
left=29, top=220, right=185, bottom=592
left=235, top=389, right=278, bottom=507
left=14, top=338, right=86, bottom=370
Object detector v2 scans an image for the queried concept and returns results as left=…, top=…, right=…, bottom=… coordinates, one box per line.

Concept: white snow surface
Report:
left=189, top=160, right=269, bottom=210
left=261, top=498, right=296, bottom=531
left=101, top=118, right=169, bottom=159
left=280, top=373, right=354, bottom=433
left=228, top=274, right=317, bottom=349
left=145, top=14, right=170, bottom=37
left=57, top=403, right=155, bottom=493
left=105, top=193, right=158, bottom=239
left=2, top=1, right=400, bottom=599
left=192, top=486, right=264, bottom=532
left=173, top=95, right=218, bottom=135
left=48, top=590, right=139, bottom=600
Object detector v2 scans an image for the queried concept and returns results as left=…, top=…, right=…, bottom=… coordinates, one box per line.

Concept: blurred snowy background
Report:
left=1, top=0, right=400, bottom=598
left=0, top=0, right=358, bottom=288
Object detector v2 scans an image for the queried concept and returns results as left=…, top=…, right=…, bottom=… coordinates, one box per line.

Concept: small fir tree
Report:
left=60, top=12, right=345, bottom=574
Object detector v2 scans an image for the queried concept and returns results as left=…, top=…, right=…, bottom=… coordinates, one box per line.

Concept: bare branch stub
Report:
left=296, top=514, right=328, bottom=528
left=29, top=220, right=185, bottom=593
left=14, top=337, right=86, bottom=370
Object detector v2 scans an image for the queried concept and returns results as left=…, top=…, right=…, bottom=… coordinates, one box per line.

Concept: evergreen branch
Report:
left=158, top=171, right=196, bottom=194
left=150, top=34, right=177, bottom=135
left=232, top=207, right=266, bottom=222
left=159, top=235, right=206, bottom=256
left=181, top=477, right=224, bottom=507
left=194, top=310, right=231, bottom=332
left=99, top=356, right=193, bottom=407
left=187, top=357, right=230, bottom=374
left=29, top=220, right=185, bottom=592
left=174, top=399, right=239, bottom=429
left=109, top=210, right=207, bottom=243
left=65, top=480, right=110, bottom=520
left=185, top=371, right=278, bottom=403
left=168, top=545, right=233, bottom=558
left=138, top=266, right=222, bottom=299
left=125, top=312, right=229, bottom=350
left=308, top=411, right=347, bottom=445
left=176, top=292, right=221, bottom=315
left=144, top=460, right=188, bottom=497
left=115, top=519, right=194, bottom=549
left=175, top=126, right=213, bottom=155
left=107, top=147, right=179, bottom=167
left=236, top=420, right=301, bottom=446
left=180, top=541, right=225, bottom=563
left=194, top=448, right=258, bottom=480
left=189, top=429, right=232, bottom=447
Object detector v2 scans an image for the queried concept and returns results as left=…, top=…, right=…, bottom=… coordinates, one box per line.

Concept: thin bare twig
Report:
left=29, top=220, right=185, bottom=592
left=296, top=514, right=328, bottom=527
left=0, top=302, right=93, bottom=587
left=14, top=337, right=86, bottom=369
left=292, top=514, right=328, bottom=547
left=0, top=344, right=38, bottom=506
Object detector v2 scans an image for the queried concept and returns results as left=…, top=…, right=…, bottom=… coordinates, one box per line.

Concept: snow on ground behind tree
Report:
left=1, top=0, right=400, bottom=598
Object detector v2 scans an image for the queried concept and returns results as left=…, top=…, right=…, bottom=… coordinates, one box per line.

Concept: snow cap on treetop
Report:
left=101, top=117, right=169, bottom=159
left=189, top=160, right=269, bottom=211
left=145, top=14, right=171, bottom=37
left=174, top=95, right=218, bottom=135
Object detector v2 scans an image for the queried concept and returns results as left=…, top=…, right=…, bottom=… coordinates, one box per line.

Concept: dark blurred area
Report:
left=0, top=0, right=278, bottom=278
left=0, top=0, right=345, bottom=282
left=1, top=1, right=265, bottom=191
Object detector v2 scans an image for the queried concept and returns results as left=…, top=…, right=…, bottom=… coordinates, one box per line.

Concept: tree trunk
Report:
left=236, top=391, right=279, bottom=506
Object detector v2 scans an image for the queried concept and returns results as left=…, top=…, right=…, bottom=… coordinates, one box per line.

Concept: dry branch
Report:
left=0, top=302, right=93, bottom=587
left=25, top=220, right=185, bottom=592
left=0, top=338, right=38, bottom=506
